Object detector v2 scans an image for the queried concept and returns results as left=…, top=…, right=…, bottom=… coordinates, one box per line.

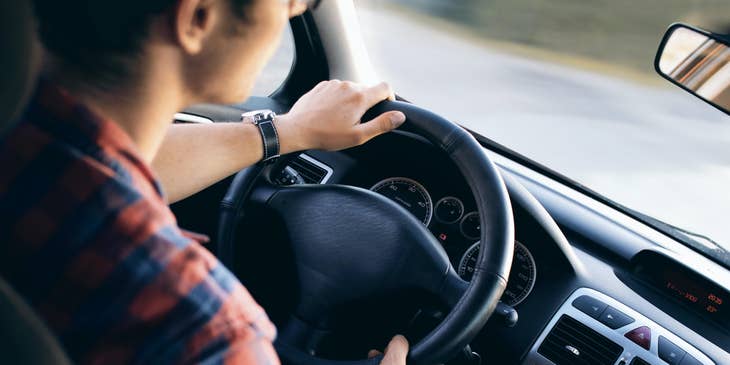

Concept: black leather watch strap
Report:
left=242, top=110, right=280, bottom=163
left=257, top=118, right=280, bottom=162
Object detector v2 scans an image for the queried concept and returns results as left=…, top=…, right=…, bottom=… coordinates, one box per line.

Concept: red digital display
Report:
left=635, top=252, right=730, bottom=328
left=663, top=275, right=725, bottom=318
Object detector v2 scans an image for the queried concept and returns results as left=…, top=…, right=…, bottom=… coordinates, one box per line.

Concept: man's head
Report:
left=32, top=0, right=308, bottom=104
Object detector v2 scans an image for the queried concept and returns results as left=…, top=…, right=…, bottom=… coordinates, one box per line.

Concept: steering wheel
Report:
left=217, top=101, right=514, bottom=365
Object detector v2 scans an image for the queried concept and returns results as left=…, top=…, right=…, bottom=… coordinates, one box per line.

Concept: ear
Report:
left=174, top=0, right=217, bottom=54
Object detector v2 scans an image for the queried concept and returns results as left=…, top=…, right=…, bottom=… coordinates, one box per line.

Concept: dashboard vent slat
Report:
left=288, top=155, right=330, bottom=184
left=538, top=315, right=623, bottom=365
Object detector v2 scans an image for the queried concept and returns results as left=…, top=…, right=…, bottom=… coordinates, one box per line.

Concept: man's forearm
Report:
left=154, top=117, right=305, bottom=203
left=152, top=122, right=261, bottom=203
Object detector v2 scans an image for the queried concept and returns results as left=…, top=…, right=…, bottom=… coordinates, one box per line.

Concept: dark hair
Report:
left=32, top=0, right=252, bottom=85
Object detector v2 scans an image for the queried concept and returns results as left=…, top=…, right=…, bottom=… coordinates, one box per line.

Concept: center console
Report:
left=524, top=288, right=714, bottom=365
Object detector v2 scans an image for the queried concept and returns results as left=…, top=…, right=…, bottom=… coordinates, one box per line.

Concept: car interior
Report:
left=1, top=1, right=729, bottom=365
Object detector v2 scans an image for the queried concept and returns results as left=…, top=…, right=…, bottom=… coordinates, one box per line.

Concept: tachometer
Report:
left=458, top=240, right=536, bottom=306
left=371, top=177, right=433, bottom=226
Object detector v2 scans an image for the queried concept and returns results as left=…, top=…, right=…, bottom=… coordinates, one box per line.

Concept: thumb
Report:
left=356, top=111, right=406, bottom=142
left=379, top=335, right=409, bottom=365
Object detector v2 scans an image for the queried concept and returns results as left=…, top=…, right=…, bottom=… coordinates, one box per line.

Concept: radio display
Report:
left=660, top=268, right=724, bottom=317
left=634, top=252, right=730, bottom=328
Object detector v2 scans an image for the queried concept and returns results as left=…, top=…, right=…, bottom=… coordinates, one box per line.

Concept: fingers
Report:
left=379, top=335, right=409, bottom=365
left=312, top=80, right=394, bottom=106
left=363, top=82, right=396, bottom=105
left=368, top=350, right=382, bottom=359
left=180, top=229, right=210, bottom=245
left=355, top=111, right=406, bottom=143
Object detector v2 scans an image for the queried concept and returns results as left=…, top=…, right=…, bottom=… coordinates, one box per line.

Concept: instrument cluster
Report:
left=371, top=176, right=537, bottom=307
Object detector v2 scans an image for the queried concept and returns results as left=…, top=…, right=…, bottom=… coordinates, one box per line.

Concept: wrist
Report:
left=275, top=113, right=310, bottom=154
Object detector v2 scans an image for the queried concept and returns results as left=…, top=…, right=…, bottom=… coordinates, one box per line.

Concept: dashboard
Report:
left=266, top=130, right=729, bottom=365
left=257, top=131, right=583, bottom=360
left=171, top=116, right=730, bottom=365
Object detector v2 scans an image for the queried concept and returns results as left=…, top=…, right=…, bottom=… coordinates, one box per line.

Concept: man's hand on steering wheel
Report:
left=277, top=80, right=407, bottom=153
left=369, top=336, right=409, bottom=365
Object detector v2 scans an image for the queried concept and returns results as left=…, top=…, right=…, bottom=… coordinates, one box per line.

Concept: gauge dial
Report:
left=459, top=212, right=481, bottom=240
left=434, top=197, right=464, bottom=224
left=371, top=177, right=433, bottom=225
left=458, top=240, right=537, bottom=306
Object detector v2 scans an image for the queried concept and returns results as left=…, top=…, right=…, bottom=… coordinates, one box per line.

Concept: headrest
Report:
left=0, top=0, right=40, bottom=135
left=0, top=276, right=71, bottom=364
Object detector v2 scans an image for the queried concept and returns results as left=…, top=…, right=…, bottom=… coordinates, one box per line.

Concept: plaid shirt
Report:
left=0, top=80, right=279, bottom=365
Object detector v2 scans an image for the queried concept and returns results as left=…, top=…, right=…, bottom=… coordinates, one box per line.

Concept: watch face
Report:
left=241, top=109, right=275, bottom=124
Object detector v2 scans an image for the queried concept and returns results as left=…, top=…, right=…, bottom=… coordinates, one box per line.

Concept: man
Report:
left=0, top=0, right=408, bottom=363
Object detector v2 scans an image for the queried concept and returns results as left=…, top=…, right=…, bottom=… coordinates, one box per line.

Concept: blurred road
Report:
left=355, top=8, right=730, bottom=247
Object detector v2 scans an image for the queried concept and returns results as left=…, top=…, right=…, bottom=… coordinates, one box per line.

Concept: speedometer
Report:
left=371, top=177, right=433, bottom=226
left=458, top=240, right=536, bottom=306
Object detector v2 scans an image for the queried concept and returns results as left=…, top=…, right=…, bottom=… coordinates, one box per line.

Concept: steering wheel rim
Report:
left=218, top=100, right=514, bottom=365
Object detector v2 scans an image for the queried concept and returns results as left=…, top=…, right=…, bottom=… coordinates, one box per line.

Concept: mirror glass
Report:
left=657, top=25, right=730, bottom=114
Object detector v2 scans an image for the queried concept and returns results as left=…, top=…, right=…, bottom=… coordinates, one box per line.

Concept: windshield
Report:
left=355, top=1, right=730, bottom=264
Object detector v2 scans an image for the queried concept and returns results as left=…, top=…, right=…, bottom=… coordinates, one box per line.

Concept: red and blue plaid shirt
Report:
left=0, top=80, right=279, bottom=365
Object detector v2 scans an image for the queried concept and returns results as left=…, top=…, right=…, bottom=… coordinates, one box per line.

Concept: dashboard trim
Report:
left=299, top=153, right=334, bottom=184
left=524, top=287, right=715, bottom=365
left=173, top=112, right=214, bottom=124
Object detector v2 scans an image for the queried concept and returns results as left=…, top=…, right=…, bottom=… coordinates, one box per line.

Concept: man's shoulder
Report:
left=0, top=123, right=275, bottom=363
left=0, top=116, right=179, bottom=299
left=0, top=85, right=279, bottom=365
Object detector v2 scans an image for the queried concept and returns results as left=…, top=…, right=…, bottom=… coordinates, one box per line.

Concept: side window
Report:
left=250, top=25, right=295, bottom=96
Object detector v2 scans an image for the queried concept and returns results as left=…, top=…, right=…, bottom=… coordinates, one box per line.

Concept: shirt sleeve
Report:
left=146, top=241, right=280, bottom=365
left=80, top=225, right=280, bottom=365
left=178, top=290, right=280, bottom=365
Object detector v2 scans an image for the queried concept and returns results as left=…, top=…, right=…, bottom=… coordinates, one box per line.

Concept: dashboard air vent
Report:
left=538, top=315, right=623, bottom=365
left=286, top=154, right=331, bottom=184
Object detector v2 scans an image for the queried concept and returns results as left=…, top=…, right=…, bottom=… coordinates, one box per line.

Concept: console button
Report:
left=599, top=306, right=635, bottom=329
left=572, top=295, right=607, bottom=319
left=658, top=336, right=686, bottom=365
left=679, top=354, right=703, bottom=365
left=630, top=357, right=651, bottom=365
left=624, top=326, right=651, bottom=350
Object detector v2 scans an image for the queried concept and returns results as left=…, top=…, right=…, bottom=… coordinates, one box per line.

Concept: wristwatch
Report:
left=241, top=109, right=280, bottom=163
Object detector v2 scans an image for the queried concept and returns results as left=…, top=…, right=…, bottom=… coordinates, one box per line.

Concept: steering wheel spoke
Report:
left=277, top=316, right=329, bottom=354
left=250, top=179, right=283, bottom=205
left=439, top=270, right=470, bottom=308
left=412, top=265, right=468, bottom=309
left=276, top=316, right=388, bottom=365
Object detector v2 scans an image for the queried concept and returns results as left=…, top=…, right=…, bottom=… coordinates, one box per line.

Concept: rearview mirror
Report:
left=655, top=23, right=730, bottom=115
